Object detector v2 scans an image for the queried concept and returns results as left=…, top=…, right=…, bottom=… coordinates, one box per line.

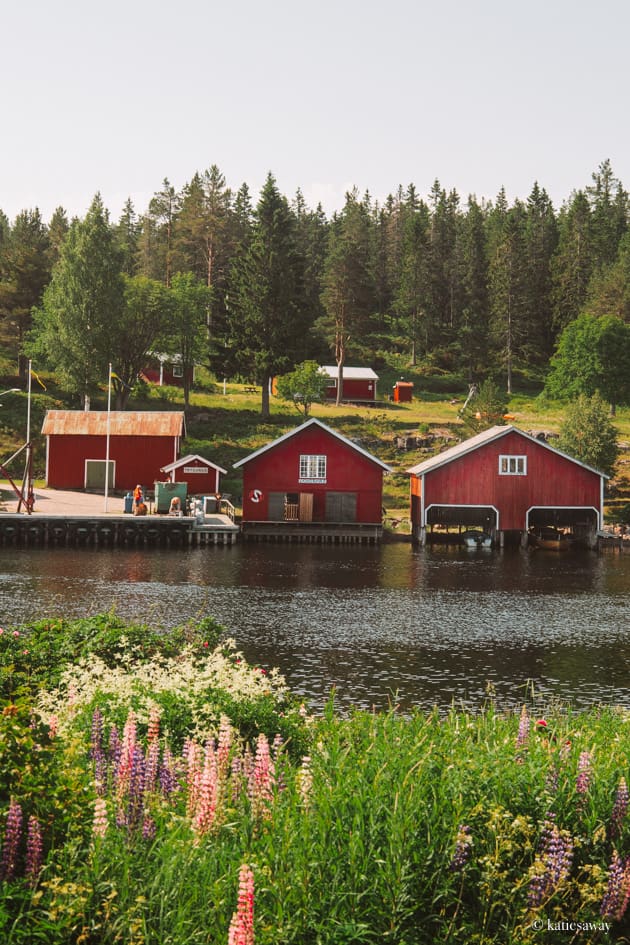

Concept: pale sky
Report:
left=2, top=0, right=629, bottom=223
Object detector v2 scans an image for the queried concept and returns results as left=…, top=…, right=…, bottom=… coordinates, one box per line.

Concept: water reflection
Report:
left=0, top=543, right=629, bottom=712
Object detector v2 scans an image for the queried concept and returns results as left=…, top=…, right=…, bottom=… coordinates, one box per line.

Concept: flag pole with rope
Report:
left=104, top=363, right=112, bottom=513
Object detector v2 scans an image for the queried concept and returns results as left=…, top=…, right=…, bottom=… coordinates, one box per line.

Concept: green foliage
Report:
left=458, top=379, right=508, bottom=437
left=544, top=313, right=630, bottom=410
left=558, top=392, right=619, bottom=476
left=275, top=360, right=328, bottom=416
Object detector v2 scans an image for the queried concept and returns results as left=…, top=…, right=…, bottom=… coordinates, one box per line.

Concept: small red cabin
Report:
left=41, top=410, right=185, bottom=491
left=160, top=453, right=227, bottom=495
left=408, top=425, right=607, bottom=546
left=393, top=381, right=414, bottom=403
left=140, top=353, right=193, bottom=389
left=233, top=418, right=391, bottom=539
left=321, top=366, right=379, bottom=402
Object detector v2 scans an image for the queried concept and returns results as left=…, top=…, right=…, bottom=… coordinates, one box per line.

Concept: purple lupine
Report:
left=25, top=815, right=43, bottom=886
left=158, top=747, right=178, bottom=797
left=449, top=825, right=473, bottom=871
left=0, top=802, right=23, bottom=881
left=142, top=814, right=156, bottom=841
left=90, top=708, right=104, bottom=759
left=612, top=778, right=629, bottom=837
left=144, top=740, right=160, bottom=796
left=527, top=820, right=574, bottom=909
left=601, top=851, right=627, bottom=919
left=108, top=725, right=122, bottom=770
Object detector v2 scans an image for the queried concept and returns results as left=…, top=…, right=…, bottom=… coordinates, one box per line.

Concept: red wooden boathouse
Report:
left=408, top=425, right=607, bottom=547
left=233, top=418, right=391, bottom=541
left=41, top=410, right=185, bottom=491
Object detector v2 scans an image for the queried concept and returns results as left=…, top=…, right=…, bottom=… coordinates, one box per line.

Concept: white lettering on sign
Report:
left=183, top=467, right=209, bottom=474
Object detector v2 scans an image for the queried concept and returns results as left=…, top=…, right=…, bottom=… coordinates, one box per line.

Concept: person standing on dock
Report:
left=133, top=484, right=143, bottom=511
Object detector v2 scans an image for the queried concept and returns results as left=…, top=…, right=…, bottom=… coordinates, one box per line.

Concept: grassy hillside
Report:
left=2, top=364, right=630, bottom=527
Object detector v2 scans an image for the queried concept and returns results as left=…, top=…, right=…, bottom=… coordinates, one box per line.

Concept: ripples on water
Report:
left=1, top=543, right=629, bottom=712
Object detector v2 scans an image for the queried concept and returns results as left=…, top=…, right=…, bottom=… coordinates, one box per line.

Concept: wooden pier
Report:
left=0, top=514, right=239, bottom=548
left=241, top=521, right=383, bottom=544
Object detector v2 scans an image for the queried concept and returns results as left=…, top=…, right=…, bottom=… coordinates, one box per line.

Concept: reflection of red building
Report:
left=321, top=366, right=379, bottom=402
left=408, top=425, right=606, bottom=546
left=160, top=453, right=227, bottom=495
left=41, top=410, right=185, bottom=490
left=233, top=418, right=391, bottom=539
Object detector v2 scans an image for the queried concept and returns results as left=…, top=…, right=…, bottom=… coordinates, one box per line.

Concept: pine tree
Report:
left=0, top=208, right=51, bottom=380
left=319, top=191, right=374, bottom=405
left=227, top=173, right=304, bottom=419
left=488, top=201, right=528, bottom=394
left=551, top=191, right=593, bottom=330
left=523, top=183, right=558, bottom=365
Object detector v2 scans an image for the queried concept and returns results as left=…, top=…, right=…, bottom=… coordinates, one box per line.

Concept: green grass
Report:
left=2, top=616, right=630, bottom=944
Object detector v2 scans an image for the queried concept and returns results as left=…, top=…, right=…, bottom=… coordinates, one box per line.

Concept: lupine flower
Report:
left=576, top=751, right=592, bottom=795
left=142, top=814, right=156, bottom=841
left=126, top=744, right=146, bottom=829
left=185, top=740, right=203, bottom=818
left=298, top=755, right=313, bottom=809
left=250, top=734, right=275, bottom=817
left=601, top=851, right=629, bottom=920
left=144, top=739, right=160, bottom=796
left=516, top=705, right=530, bottom=751
left=158, top=747, right=178, bottom=797
left=147, top=705, right=161, bottom=743
left=93, top=796, right=108, bottom=839
left=228, top=864, right=254, bottom=945
left=48, top=714, right=59, bottom=739
left=192, top=742, right=218, bottom=836
left=25, top=816, right=43, bottom=885
left=116, top=710, right=138, bottom=800
left=527, top=820, right=574, bottom=909
left=217, top=715, right=233, bottom=773
left=0, top=802, right=23, bottom=881
left=450, top=825, right=473, bottom=871
left=612, top=778, right=629, bottom=837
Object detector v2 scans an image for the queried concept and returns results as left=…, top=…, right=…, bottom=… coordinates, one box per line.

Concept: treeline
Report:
left=1, top=159, right=629, bottom=415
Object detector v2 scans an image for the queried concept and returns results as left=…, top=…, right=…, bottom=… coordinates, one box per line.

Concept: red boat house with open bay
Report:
left=233, top=418, right=391, bottom=541
left=408, top=425, right=607, bottom=547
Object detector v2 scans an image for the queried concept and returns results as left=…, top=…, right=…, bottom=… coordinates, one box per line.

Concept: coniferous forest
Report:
left=2, top=159, right=630, bottom=417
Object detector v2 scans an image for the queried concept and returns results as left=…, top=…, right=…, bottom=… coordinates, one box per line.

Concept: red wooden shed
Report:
left=41, top=410, right=185, bottom=491
left=393, top=381, right=414, bottom=403
left=233, top=418, right=391, bottom=540
left=160, top=453, right=227, bottom=495
left=407, top=425, right=607, bottom=547
left=321, top=366, right=379, bottom=402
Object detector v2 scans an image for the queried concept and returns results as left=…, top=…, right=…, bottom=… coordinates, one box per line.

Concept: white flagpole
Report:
left=25, top=360, right=33, bottom=511
left=104, top=363, right=112, bottom=513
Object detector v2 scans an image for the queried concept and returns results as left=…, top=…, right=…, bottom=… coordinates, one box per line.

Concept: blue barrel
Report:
left=124, top=492, right=134, bottom=514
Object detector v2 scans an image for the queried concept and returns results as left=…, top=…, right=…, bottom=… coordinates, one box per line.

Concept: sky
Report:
left=2, top=0, right=630, bottom=223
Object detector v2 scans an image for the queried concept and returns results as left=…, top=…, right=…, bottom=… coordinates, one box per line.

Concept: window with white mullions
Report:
left=498, top=454, right=527, bottom=476
left=299, top=454, right=327, bottom=482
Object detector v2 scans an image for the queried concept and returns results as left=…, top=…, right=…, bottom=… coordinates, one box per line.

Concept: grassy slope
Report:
left=2, top=365, right=629, bottom=526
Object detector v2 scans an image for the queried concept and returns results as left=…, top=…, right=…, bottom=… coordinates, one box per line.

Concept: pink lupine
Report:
left=217, top=716, right=233, bottom=773
left=25, top=815, right=43, bottom=885
left=147, top=705, right=161, bottom=744
left=116, top=710, right=138, bottom=800
left=250, top=734, right=275, bottom=817
left=192, top=742, right=218, bottom=836
left=185, top=740, right=203, bottom=818
left=48, top=714, right=59, bottom=739
left=228, top=864, right=254, bottom=945
left=516, top=705, right=530, bottom=751
left=576, top=751, right=592, bottom=795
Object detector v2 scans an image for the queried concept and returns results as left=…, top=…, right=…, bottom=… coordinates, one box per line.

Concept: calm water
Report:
left=1, top=542, right=629, bottom=712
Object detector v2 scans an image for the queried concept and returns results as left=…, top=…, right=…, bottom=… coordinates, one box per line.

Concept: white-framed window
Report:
left=498, top=454, right=527, bottom=476
left=172, top=362, right=184, bottom=378
left=299, top=454, right=327, bottom=483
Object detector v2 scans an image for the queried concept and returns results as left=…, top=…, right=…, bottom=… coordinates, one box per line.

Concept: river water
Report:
left=1, top=542, right=629, bottom=713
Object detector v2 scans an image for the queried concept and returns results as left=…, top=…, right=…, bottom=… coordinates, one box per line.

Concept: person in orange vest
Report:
left=133, top=484, right=143, bottom=512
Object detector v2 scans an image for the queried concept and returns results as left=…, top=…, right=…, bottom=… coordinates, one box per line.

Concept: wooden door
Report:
left=299, top=492, right=313, bottom=522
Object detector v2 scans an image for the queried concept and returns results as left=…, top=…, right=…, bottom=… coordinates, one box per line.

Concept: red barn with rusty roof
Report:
left=41, top=410, right=185, bottom=490
left=408, top=425, right=607, bottom=546
left=233, top=418, right=391, bottom=539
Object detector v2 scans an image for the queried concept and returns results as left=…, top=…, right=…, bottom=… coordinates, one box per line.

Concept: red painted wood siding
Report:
left=240, top=427, right=384, bottom=523
left=172, top=459, right=220, bottom=494
left=324, top=379, right=376, bottom=401
left=413, top=431, right=601, bottom=531
left=46, top=435, right=178, bottom=490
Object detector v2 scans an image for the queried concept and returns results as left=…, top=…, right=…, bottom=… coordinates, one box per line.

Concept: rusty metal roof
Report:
left=41, top=410, right=185, bottom=437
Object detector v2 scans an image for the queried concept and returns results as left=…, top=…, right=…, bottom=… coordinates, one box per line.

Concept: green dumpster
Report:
left=154, top=481, right=188, bottom=514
